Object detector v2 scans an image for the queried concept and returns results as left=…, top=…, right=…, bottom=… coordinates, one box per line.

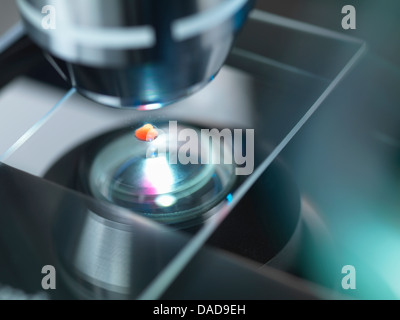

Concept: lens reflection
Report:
left=86, top=123, right=236, bottom=226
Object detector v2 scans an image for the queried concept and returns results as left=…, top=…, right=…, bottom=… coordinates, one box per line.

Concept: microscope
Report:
left=6, top=0, right=260, bottom=299
left=17, top=0, right=255, bottom=108
left=14, top=0, right=256, bottom=225
left=1, top=0, right=370, bottom=300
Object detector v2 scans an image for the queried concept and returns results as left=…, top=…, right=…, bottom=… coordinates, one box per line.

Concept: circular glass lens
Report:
left=87, top=123, right=236, bottom=225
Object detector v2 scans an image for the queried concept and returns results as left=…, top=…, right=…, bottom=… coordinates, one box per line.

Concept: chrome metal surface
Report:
left=53, top=205, right=189, bottom=300
left=18, top=0, right=255, bottom=108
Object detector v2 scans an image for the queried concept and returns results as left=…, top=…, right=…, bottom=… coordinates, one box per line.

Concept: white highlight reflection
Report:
left=155, top=195, right=177, bottom=207
left=143, top=156, right=174, bottom=194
